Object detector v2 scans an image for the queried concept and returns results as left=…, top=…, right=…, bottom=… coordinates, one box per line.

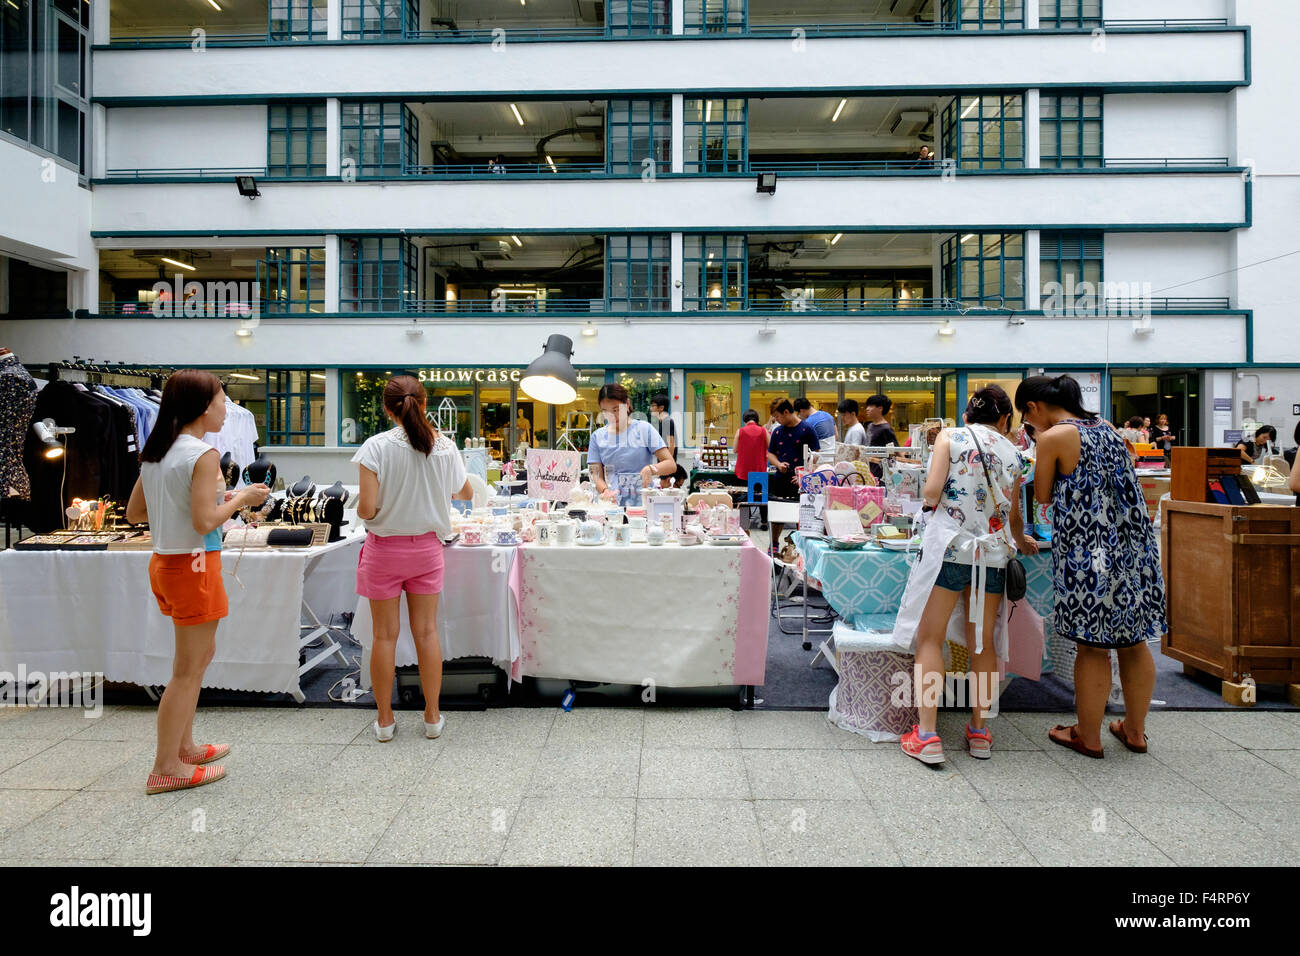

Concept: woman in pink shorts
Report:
left=353, top=375, right=472, bottom=741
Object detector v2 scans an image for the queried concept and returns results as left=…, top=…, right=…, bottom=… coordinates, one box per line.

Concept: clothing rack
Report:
left=48, top=359, right=166, bottom=389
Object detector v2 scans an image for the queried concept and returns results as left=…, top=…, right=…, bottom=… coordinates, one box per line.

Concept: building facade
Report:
left=1, top=0, right=1296, bottom=477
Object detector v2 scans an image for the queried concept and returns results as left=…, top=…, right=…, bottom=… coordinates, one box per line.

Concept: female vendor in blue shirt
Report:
left=588, top=383, right=676, bottom=506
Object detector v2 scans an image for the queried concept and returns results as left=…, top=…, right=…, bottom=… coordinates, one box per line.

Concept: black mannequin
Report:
left=220, top=452, right=241, bottom=490
left=320, top=480, right=349, bottom=505
left=243, top=454, right=276, bottom=489
left=264, top=497, right=285, bottom=522
left=321, top=496, right=348, bottom=542
left=289, top=475, right=315, bottom=498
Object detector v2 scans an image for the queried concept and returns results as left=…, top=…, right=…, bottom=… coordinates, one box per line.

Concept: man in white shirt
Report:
left=839, top=398, right=867, bottom=446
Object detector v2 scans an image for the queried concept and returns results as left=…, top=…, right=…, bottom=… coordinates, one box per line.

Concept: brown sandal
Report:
left=1049, top=724, right=1104, bottom=759
left=1108, top=720, right=1148, bottom=754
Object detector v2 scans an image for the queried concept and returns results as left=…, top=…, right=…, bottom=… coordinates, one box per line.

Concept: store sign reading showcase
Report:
left=763, top=368, right=873, bottom=383
left=417, top=368, right=522, bottom=384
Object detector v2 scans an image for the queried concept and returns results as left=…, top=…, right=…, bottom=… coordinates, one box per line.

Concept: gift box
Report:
left=799, top=467, right=837, bottom=496
left=884, top=461, right=925, bottom=500
left=826, top=483, right=886, bottom=529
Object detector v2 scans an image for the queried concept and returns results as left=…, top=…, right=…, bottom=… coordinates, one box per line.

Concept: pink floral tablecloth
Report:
left=510, top=540, right=771, bottom=687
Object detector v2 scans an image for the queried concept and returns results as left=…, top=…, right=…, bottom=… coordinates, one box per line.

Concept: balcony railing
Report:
left=103, top=15, right=1233, bottom=46
left=88, top=295, right=1230, bottom=318
left=402, top=162, right=608, bottom=177
left=104, top=166, right=269, bottom=180
left=748, top=159, right=944, bottom=174
left=1102, top=157, right=1232, bottom=169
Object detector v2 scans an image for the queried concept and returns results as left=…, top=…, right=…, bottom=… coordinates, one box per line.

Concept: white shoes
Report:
left=374, top=715, right=444, bottom=740
left=373, top=719, right=396, bottom=742
left=424, top=714, right=445, bottom=739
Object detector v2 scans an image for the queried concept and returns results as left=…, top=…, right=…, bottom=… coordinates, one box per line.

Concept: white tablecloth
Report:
left=512, top=540, right=771, bottom=687
left=0, top=534, right=363, bottom=697
left=353, top=543, right=520, bottom=687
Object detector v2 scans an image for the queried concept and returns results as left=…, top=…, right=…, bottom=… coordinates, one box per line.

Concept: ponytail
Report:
left=140, top=369, right=223, bottom=462
left=383, top=375, right=434, bottom=455
left=1014, top=374, right=1097, bottom=421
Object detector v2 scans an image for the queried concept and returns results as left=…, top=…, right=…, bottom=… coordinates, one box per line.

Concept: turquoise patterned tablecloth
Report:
left=794, top=532, right=1055, bottom=630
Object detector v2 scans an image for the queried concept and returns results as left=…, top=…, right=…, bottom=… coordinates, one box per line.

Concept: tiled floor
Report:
left=0, top=704, right=1297, bottom=866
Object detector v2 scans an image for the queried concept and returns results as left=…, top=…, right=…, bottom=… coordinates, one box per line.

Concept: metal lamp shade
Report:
left=520, top=333, right=579, bottom=405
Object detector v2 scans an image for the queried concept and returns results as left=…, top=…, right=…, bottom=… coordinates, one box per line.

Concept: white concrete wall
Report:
left=0, top=312, right=1250, bottom=370
left=1104, top=233, right=1233, bottom=299
left=1104, top=0, right=1231, bottom=21
left=1226, top=0, right=1300, bottom=363
left=1104, top=94, right=1231, bottom=161
left=91, top=30, right=1248, bottom=102
left=87, top=172, right=1247, bottom=233
left=105, top=106, right=269, bottom=173
left=0, top=137, right=96, bottom=304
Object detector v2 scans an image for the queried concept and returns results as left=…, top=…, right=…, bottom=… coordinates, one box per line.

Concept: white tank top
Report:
left=140, top=434, right=221, bottom=554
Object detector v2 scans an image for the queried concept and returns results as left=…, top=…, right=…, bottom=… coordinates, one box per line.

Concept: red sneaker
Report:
left=965, top=724, right=993, bottom=759
left=901, top=725, right=945, bottom=765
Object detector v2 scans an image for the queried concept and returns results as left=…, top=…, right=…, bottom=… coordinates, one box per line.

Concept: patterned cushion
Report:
left=831, top=648, right=917, bottom=740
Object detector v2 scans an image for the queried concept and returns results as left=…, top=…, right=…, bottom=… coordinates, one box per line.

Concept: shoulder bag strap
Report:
left=965, top=426, right=1016, bottom=551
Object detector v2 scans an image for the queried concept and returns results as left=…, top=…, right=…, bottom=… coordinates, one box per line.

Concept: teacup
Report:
left=556, top=520, right=576, bottom=545
left=537, top=522, right=555, bottom=546
left=615, top=524, right=632, bottom=546
left=495, top=529, right=519, bottom=546
left=462, top=527, right=484, bottom=546
left=579, top=520, right=603, bottom=544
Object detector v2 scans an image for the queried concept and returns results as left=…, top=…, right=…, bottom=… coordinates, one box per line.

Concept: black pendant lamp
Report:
left=520, top=333, right=579, bottom=405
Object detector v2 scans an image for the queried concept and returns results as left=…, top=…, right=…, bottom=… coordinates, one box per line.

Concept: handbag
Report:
left=966, top=426, right=1027, bottom=603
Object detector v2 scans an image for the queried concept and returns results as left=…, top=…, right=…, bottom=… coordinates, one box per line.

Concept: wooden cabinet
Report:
left=1170, top=447, right=1242, bottom=503
left=1161, top=500, right=1300, bottom=705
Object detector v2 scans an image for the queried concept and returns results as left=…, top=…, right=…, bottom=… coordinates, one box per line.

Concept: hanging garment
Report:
left=204, top=399, right=259, bottom=485
left=23, top=381, right=117, bottom=533
left=0, top=352, right=39, bottom=499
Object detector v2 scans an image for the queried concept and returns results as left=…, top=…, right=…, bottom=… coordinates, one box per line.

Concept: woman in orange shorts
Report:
left=125, top=370, right=270, bottom=794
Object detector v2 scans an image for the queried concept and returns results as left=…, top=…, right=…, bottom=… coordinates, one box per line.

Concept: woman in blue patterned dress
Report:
left=1015, top=375, right=1166, bottom=758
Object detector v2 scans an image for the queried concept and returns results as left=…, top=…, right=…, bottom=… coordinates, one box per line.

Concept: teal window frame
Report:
left=607, top=98, right=672, bottom=176
left=941, top=233, right=1026, bottom=309
left=941, top=94, right=1024, bottom=170
left=683, top=0, right=748, bottom=35
left=267, top=103, right=327, bottom=177
left=683, top=235, right=747, bottom=311
left=1038, top=0, right=1102, bottom=29
left=606, top=0, right=671, bottom=36
left=1040, top=231, right=1103, bottom=305
left=942, top=0, right=1025, bottom=30
left=341, top=102, right=417, bottom=177
left=266, top=369, right=325, bottom=446
left=260, top=247, right=326, bottom=315
left=1040, top=93, right=1102, bottom=168
left=607, top=235, right=671, bottom=312
left=269, top=0, right=328, bottom=40
left=342, top=0, right=416, bottom=38
left=340, top=236, right=417, bottom=312
left=683, top=98, right=747, bottom=174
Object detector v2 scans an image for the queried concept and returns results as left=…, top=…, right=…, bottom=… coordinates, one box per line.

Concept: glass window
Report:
left=261, top=247, right=326, bottom=314
left=268, top=104, right=327, bottom=177
left=942, top=0, right=1025, bottom=29
left=340, top=236, right=416, bottom=312
left=1039, top=0, right=1101, bottom=28
left=683, top=98, right=746, bottom=173
left=941, top=233, right=1025, bottom=309
left=341, top=102, right=417, bottom=177
left=2, top=0, right=88, bottom=173
left=683, top=235, right=746, bottom=311
left=966, top=373, right=1024, bottom=431
left=610, top=371, right=671, bottom=421
left=685, top=372, right=743, bottom=447
left=342, top=0, right=416, bottom=38
left=607, top=234, right=670, bottom=312
left=607, top=98, right=671, bottom=176
left=1040, top=231, right=1103, bottom=310
left=267, top=369, right=326, bottom=446
left=550, top=369, right=605, bottom=452
left=1041, top=94, right=1102, bottom=168
left=942, top=94, right=1024, bottom=170
left=606, top=0, right=670, bottom=36
left=683, top=0, right=747, bottom=34
left=270, top=0, right=329, bottom=40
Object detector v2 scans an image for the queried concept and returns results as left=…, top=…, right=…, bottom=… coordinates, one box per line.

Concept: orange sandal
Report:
left=1108, top=720, right=1148, bottom=754
left=180, top=744, right=230, bottom=765
left=1049, top=724, right=1104, bottom=759
left=146, top=764, right=227, bottom=795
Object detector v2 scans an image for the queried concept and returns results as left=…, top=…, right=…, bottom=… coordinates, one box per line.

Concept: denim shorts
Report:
left=934, top=560, right=1005, bottom=595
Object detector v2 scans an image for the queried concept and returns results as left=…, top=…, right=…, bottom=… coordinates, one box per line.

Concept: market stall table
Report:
left=354, top=541, right=521, bottom=689
left=512, top=538, right=771, bottom=691
left=0, top=534, right=363, bottom=702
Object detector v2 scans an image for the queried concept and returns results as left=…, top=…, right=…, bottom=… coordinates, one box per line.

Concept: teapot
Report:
left=579, top=519, right=604, bottom=544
